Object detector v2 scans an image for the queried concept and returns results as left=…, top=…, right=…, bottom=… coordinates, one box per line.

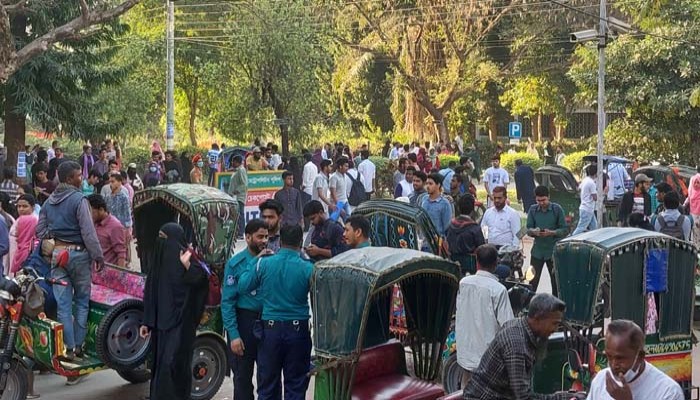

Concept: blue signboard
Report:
left=508, top=122, right=522, bottom=138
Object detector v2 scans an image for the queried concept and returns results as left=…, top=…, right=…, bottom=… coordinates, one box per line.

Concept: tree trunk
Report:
left=279, top=124, right=289, bottom=158
left=531, top=117, right=540, bottom=142
left=4, top=88, right=25, bottom=173
left=4, top=14, right=27, bottom=170
left=488, top=118, right=498, bottom=142
left=187, top=76, right=198, bottom=147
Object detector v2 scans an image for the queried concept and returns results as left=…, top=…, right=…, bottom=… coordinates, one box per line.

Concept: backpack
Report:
left=657, top=214, right=686, bottom=240
left=347, top=172, right=367, bottom=206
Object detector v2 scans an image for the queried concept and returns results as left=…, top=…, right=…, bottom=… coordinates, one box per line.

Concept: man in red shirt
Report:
left=87, top=194, right=127, bottom=268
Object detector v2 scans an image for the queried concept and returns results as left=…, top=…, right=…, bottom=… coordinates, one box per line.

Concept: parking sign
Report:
left=508, top=122, right=522, bottom=138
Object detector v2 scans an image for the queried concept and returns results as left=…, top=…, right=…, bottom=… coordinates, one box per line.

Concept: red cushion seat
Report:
left=352, top=374, right=445, bottom=400
left=351, top=341, right=445, bottom=400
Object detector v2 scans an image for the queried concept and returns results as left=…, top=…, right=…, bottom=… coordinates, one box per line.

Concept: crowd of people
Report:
left=1, top=134, right=695, bottom=400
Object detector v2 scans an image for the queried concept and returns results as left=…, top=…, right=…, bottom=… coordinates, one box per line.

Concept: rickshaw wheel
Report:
left=441, top=353, right=463, bottom=394
left=190, top=335, right=227, bottom=400
left=96, top=299, right=152, bottom=370
left=0, top=361, right=29, bottom=400
left=117, top=362, right=151, bottom=384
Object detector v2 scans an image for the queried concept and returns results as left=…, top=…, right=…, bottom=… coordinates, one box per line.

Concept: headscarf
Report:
left=11, top=215, right=38, bottom=273
left=688, top=174, right=700, bottom=215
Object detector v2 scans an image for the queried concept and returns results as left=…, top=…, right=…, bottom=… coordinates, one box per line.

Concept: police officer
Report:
left=221, top=219, right=271, bottom=400
left=238, top=224, right=313, bottom=400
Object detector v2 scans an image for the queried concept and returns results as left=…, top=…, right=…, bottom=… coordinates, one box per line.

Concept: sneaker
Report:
left=74, top=346, right=84, bottom=359
left=60, top=350, right=75, bottom=362
left=66, top=375, right=86, bottom=386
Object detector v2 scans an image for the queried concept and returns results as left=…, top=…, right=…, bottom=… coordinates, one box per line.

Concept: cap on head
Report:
left=634, top=174, right=652, bottom=185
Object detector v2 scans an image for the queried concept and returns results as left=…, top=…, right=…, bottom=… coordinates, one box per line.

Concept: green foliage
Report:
left=123, top=147, right=152, bottom=173
left=368, top=156, right=395, bottom=198
left=499, top=152, right=542, bottom=174
left=561, top=151, right=588, bottom=176
left=438, top=155, right=461, bottom=167
left=602, top=119, right=683, bottom=163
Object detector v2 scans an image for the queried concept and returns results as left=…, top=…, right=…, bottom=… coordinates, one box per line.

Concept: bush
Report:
left=561, top=150, right=588, bottom=177
left=123, top=147, right=152, bottom=174
left=499, top=152, right=543, bottom=174
left=438, top=154, right=461, bottom=168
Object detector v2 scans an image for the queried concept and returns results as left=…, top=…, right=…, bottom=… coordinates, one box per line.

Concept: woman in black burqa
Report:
left=139, top=223, right=209, bottom=400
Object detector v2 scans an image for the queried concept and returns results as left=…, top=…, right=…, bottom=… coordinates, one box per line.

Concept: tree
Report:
left=207, top=0, right=329, bottom=156
left=0, top=0, right=141, bottom=83
left=1, top=0, right=142, bottom=166
left=331, top=0, right=523, bottom=143
left=568, top=0, right=700, bottom=162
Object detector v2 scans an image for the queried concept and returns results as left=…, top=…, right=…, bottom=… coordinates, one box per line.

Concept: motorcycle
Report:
left=0, top=267, right=66, bottom=400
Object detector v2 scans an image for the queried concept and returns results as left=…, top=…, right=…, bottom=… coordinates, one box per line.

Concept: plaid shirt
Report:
left=463, top=317, right=571, bottom=400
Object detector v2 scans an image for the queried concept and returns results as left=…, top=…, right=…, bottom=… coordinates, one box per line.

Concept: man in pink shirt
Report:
left=87, top=194, right=127, bottom=268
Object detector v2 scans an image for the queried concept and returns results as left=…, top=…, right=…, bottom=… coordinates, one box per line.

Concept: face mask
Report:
left=149, top=167, right=157, bottom=173
left=197, top=161, right=204, bottom=168
left=623, top=353, right=641, bottom=382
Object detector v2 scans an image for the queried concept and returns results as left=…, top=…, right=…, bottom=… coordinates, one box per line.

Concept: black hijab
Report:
left=143, top=223, right=191, bottom=331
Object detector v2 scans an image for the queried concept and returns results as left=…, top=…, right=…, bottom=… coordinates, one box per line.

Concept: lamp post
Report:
left=165, top=0, right=175, bottom=151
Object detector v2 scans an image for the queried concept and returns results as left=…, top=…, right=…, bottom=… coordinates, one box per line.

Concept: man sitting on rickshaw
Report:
left=586, top=320, right=684, bottom=400
left=463, top=294, right=586, bottom=400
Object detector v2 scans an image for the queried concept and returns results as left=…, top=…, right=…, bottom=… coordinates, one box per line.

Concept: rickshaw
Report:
left=9, top=184, right=237, bottom=400
left=534, top=165, right=579, bottom=231
left=442, top=227, right=697, bottom=399
left=352, top=200, right=442, bottom=341
left=312, top=247, right=460, bottom=400
left=535, top=228, right=697, bottom=397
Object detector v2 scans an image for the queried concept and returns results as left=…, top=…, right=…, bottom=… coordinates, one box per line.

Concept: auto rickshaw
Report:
left=312, top=247, right=460, bottom=400
left=634, top=165, right=689, bottom=201
left=534, top=165, right=579, bottom=231
left=534, top=227, right=697, bottom=397
left=11, top=184, right=236, bottom=399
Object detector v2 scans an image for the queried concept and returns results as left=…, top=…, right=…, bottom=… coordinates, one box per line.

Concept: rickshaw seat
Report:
left=90, top=265, right=145, bottom=306
left=351, top=341, right=445, bottom=400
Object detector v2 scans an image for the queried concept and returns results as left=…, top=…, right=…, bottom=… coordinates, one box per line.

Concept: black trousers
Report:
left=229, top=309, right=260, bottom=400
left=530, top=257, right=558, bottom=297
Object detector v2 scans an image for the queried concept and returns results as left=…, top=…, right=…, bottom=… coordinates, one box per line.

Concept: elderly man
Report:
left=586, top=320, right=683, bottom=400
left=463, top=294, right=586, bottom=400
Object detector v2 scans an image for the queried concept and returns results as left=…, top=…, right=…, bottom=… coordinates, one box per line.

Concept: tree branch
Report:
left=0, top=0, right=141, bottom=82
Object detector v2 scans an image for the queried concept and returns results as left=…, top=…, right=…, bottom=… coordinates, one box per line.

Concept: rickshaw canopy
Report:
left=534, top=165, right=578, bottom=193
left=582, top=155, right=632, bottom=165
left=133, top=184, right=239, bottom=269
left=353, top=199, right=441, bottom=254
left=312, top=247, right=460, bottom=357
left=555, top=228, right=696, bottom=340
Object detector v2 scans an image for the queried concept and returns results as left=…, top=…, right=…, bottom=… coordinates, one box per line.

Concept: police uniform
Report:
left=238, top=248, right=314, bottom=400
left=221, top=249, right=262, bottom=400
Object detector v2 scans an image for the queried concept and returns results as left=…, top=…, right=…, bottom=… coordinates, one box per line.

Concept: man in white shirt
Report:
left=312, top=159, right=334, bottom=214
left=389, top=143, right=401, bottom=160
left=607, top=162, right=630, bottom=201
left=572, top=164, right=598, bottom=235
left=454, top=133, right=464, bottom=154
left=329, top=157, right=350, bottom=220
left=394, top=166, right=415, bottom=199
left=321, top=143, right=331, bottom=160
left=455, top=244, right=514, bottom=387
left=357, top=150, right=376, bottom=198
left=586, top=319, right=684, bottom=400
left=345, top=162, right=365, bottom=215
left=483, top=155, right=510, bottom=207
left=301, top=153, right=318, bottom=201
left=480, top=187, right=521, bottom=248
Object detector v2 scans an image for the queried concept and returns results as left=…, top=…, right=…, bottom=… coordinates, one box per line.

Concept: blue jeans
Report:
left=257, top=321, right=311, bottom=400
left=51, top=249, right=92, bottom=350
left=572, top=209, right=597, bottom=236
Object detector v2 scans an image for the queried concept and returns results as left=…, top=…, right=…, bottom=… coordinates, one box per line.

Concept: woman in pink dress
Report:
left=11, top=195, right=38, bottom=274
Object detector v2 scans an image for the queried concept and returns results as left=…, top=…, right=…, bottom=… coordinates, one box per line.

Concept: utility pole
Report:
left=165, top=0, right=175, bottom=151
left=596, top=0, right=607, bottom=223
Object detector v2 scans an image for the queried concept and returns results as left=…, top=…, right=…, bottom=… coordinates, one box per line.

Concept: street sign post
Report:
left=509, top=121, right=522, bottom=144
left=16, top=152, right=26, bottom=179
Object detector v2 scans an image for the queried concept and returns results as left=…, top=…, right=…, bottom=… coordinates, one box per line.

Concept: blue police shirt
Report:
left=238, top=248, right=313, bottom=321
left=221, top=249, right=262, bottom=340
